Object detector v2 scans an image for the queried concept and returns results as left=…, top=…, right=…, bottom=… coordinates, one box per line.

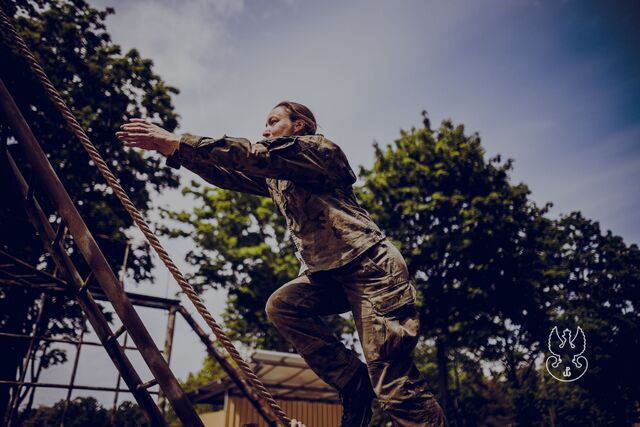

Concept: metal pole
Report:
left=111, top=332, right=129, bottom=418
left=157, top=306, right=177, bottom=414
left=60, top=320, right=86, bottom=427
left=112, top=241, right=131, bottom=420
left=119, top=242, right=130, bottom=286
left=0, top=381, right=160, bottom=394
left=0, top=77, right=203, bottom=427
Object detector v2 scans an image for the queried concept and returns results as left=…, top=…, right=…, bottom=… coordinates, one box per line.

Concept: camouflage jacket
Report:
left=166, top=133, right=386, bottom=275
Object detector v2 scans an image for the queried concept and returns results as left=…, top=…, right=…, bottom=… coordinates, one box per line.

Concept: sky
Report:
left=32, top=0, right=640, bottom=410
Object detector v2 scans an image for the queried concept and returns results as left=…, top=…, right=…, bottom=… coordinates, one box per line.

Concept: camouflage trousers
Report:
left=266, top=239, right=447, bottom=427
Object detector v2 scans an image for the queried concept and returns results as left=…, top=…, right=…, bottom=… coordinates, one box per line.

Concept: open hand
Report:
left=116, top=118, right=180, bottom=156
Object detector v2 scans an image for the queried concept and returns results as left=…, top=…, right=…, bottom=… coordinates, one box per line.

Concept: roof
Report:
left=189, top=349, right=340, bottom=404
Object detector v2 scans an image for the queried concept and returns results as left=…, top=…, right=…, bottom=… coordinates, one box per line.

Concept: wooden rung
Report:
left=136, top=378, right=158, bottom=391
left=109, top=324, right=127, bottom=342
left=77, top=272, right=93, bottom=293
left=51, top=221, right=67, bottom=247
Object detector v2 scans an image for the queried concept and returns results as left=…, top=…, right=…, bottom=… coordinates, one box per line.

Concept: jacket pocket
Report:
left=369, top=280, right=417, bottom=316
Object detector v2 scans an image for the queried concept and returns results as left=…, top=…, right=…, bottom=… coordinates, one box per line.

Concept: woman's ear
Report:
left=294, top=120, right=304, bottom=134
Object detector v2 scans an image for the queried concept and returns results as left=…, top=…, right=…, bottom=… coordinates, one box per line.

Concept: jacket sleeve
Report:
left=165, top=134, right=270, bottom=197
left=167, top=133, right=357, bottom=186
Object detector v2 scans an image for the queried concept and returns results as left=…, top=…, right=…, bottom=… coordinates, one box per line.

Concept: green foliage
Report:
left=178, top=354, right=239, bottom=425
left=1, top=0, right=181, bottom=279
left=357, top=117, right=554, bottom=423
left=20, top=397, right=149, bottom=427
left=181, top=355, right=229, bottom=395
left=358, top=116, right=640, bottom=425
left=537, top=212, right=640, bottom=425
left=0, top=0, right=179, bottom=417
left=163, top=356, right=228, bottom=425
left=358, top=118, right=553, bottom=347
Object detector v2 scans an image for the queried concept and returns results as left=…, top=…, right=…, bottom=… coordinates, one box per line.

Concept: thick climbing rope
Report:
left=0, top=8, right=292, bottom=426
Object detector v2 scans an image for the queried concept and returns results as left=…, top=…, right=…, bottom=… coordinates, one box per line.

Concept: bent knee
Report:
left=265, top=288, right=288, bottom=323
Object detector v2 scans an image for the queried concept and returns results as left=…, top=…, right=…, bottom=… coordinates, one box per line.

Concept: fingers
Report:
left=120, top=125, right=150, bottom=135
left=116, top=130, right=156, bottom=151
left=120, top=124, right=149, bottom=131
left=116, top=119, right=169, bottom=153
left=116, top=131, right=149, bottom=140
left=121, top=118, right=152, bottom=131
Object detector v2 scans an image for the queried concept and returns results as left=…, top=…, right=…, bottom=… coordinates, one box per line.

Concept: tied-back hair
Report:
left=275, top=101, right=317, bottom=135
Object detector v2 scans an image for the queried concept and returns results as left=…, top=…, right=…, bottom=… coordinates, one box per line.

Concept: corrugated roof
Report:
left=189, top=349, right=340, bottom=404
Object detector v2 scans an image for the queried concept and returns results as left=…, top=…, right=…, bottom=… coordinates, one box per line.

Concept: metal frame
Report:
left=0, top=76, right=200, bottom=427
left=0, top=249, right=175, bottom=425
left=0, top=250, right=279, bottom=425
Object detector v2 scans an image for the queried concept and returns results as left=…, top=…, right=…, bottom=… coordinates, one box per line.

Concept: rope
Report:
left=0, top=8, right=290, bottom=426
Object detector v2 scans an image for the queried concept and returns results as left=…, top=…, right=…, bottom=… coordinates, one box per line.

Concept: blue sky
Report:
left=34, top=0, right=640, bottom=408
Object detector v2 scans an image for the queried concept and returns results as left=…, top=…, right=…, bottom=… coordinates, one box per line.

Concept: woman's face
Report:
left=262, top=106, right=303, bottom=139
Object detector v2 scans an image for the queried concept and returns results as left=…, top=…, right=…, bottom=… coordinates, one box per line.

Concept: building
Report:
left=191, top=350, right=342, bottom=427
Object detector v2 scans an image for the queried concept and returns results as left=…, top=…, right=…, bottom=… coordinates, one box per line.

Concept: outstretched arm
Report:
left=116, top=119, right=270, bottom=197
left=170, top=133, right=357, bottom=186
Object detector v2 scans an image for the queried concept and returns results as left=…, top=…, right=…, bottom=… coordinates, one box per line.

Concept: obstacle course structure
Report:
left=0, top=6, right=296, bottom=427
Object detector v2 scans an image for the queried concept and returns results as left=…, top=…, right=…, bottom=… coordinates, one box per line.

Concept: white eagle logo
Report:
left=545, top=326, right=588, bottom=382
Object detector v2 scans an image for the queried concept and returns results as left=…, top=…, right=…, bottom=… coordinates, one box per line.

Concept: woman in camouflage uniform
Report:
left=116, top=102, right=446, bottom=427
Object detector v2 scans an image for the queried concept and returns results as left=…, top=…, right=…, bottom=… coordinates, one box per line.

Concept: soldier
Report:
left=116, top=101, right=447, bottom=427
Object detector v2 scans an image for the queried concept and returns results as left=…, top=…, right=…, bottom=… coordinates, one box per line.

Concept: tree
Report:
left=357, top=114, right=640, bottom=425
left=20, top=397, right=149, bottom=427
left=0, top=0, right=180, bottom=419
left=356, top=114, right=555, bottom=424
left=536, top=211, right=640, bottom=425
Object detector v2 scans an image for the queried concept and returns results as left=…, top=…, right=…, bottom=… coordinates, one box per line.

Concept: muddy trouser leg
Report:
left=265, top=272, right=364, bottom=390
left=333, top=239, right=448, bottom=427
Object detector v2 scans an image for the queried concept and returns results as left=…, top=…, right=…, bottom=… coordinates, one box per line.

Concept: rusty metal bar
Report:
left=111, top=331, right=130, bottom=418
left=0, top=250, right=69, bottom=286
left=0, top=77, right=202, bottom=427
left=178, top=306, right=278, bottom=427
left=111, top=243, right=130, bottom=421
left=0, top=275, right=181, bottom=310
left=0, top=381, right=160, bottom=395
left=138, top=379, right=159, bottom=391
left=110, top=324, right=128, bottom=342
left=157, top=306, right=177, bottom=414
left=2, top=152, right=165, bottom=426
left=0, top=331, right=151, bottom=352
